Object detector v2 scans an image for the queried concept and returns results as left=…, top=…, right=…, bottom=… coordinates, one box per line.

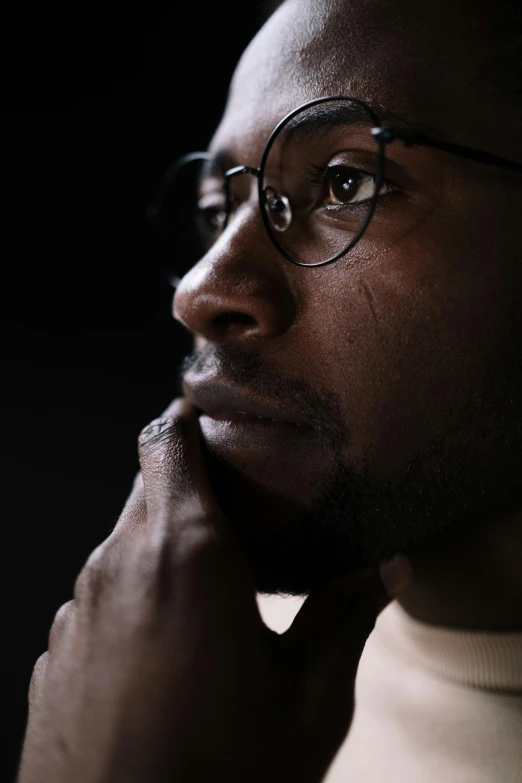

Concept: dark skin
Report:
left=18, top=402, right=409, bottom=783
left=17, top=1, right=522, bottom=781
left=175, top=0, right=522, bottom=629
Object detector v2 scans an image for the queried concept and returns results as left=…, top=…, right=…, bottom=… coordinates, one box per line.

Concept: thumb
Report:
left=283, top=554, right=412, bottom=660
left=278, top=556, right=411, bottom=770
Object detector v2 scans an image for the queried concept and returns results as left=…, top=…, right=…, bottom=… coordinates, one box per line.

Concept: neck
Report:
left=397, top=508, right=522, bottom=632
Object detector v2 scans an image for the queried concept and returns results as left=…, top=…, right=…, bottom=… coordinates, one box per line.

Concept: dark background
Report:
left=3, top=3, right=270, bottom=778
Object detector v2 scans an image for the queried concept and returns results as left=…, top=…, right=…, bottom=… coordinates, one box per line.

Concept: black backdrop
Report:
left=2, top=4, right=267, bottom=778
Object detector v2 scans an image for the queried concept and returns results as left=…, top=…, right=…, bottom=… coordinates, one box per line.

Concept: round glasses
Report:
left=145, top=94, right=522, bottom=281
left=146, top=96, right=386, bottom=279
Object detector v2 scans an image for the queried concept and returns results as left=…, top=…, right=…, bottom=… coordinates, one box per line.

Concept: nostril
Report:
left=214, top=312, right=257, bottom=329
left=174, top=265, right=295, bottom=340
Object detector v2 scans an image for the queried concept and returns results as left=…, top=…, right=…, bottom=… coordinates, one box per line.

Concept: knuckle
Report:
left=49, top=600, right=75, bottom=650
left=176, top=517, right=221, bottom=563
left=74, top=542, right=113, bottom=604
left=113, top=488, right=147, bottom=541
left=137, top=520, right=217, bottom=599
left=137, top=533, right=175, bottom=606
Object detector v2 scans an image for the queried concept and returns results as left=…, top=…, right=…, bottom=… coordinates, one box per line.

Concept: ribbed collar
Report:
left=375, top=599, right=522, bottom=692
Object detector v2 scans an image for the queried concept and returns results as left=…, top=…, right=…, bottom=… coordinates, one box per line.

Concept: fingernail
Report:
left=379, top=553, right=411, bottom=597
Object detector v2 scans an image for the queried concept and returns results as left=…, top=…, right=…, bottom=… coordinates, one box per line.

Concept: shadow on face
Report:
left=172, top=0, right=522, bottom=594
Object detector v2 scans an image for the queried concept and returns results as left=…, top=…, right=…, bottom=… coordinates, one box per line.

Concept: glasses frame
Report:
left=146, top=94, right=522, bottom=271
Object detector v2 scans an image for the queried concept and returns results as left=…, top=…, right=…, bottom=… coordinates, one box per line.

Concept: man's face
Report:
left=173, top=0, right=522, bottom=594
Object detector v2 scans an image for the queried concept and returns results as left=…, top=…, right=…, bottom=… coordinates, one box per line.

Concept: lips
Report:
left=180, top=377, right=314, bottom=473
left=182, top=375, right=331, bottom=502
left=183, top=379, right=311, bottom=430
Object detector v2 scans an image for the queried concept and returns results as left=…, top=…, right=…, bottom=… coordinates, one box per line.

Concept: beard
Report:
left=204, top=445, right=521, bottom=596
left=181, top=345, right=522, bottom=596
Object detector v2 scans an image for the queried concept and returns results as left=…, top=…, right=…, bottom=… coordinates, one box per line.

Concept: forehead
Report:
left=208, top=0, right=505, bottom=164
left=211, top=0, right=382, bottom=160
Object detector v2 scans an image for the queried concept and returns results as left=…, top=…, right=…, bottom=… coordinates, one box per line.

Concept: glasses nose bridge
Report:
left=222, top=164, right=261, bottom=229
left=223, top=162, right=294, bottom=239
left=209, top=164, right=290, bottom=266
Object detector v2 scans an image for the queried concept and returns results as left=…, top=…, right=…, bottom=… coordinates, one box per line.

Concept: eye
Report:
left=196, top=193, right=227, bottom=239
left=307, top=163, right=394, bottom=209
left=324, top=165, right=379, bottom=205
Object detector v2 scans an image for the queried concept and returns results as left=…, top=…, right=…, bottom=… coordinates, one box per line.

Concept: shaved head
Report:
left=175, top=0, right=522, bottom=595
left=252, top=0, right=522, bottom=143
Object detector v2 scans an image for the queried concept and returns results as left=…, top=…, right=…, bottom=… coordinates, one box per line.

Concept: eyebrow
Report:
left=281, top=102, right=379, bottom=146
left=207, top=101, right=435, bottom=173
left=208, top=104, right=379, bottom=172
left=207, top=149, right=237, bottom=175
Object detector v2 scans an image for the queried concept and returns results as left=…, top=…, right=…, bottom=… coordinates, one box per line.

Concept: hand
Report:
left=18, top=399, right=410, bottom=783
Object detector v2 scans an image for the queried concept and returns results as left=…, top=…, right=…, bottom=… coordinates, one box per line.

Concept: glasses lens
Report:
left=146, top=154, right=226, bottom=281
left=260, top=98, right=383, bottom=266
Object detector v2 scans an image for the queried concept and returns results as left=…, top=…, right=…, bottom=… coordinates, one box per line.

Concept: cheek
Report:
left=305, top=224, right=520, bottom=474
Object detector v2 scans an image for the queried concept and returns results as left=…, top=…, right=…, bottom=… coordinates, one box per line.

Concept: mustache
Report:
left=178, top=344, right=345, bottom=449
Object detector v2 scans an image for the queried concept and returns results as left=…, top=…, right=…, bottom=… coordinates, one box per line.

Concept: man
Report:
left=17, top=0, right=522, bottom=781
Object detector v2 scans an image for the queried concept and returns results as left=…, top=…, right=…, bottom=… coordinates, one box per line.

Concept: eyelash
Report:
left=306, top=162, right=398, bottom=210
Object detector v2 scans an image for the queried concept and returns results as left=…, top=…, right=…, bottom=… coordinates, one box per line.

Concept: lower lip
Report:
left=198, top=412, right=313, bottom=455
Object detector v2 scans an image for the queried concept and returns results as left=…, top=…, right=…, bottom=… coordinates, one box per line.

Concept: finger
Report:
left=72, top=473, right=148, bottom=596
left=28, top=651, right=49, bottom=708
left=72, top=400, right=220, bottom=610
left=284, top=554, right=412, bottom=657
left=285, top=565, right=388, bottom=652
left=280, top=556, right=411, bottom=750
left=48, top=600, right=75, bottom=652
left=112, top=397, right=201, bottom=535
left=110, top=470, right=147, bottom=540
left=113, top=397, right=211, bottom=542
left=137, top=399, right=260, bottom=621
left=138, top=398, right=219, bottom=524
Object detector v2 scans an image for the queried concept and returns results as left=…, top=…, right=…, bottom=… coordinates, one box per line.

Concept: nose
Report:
left=173, top=211, right=296, bottom=344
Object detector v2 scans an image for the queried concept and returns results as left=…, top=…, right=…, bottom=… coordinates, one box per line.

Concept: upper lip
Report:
left=183, top=378, right=310, bottom=427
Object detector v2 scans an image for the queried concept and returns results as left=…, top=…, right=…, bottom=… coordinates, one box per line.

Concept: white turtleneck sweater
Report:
left=256, top=595, right=522, bottom=783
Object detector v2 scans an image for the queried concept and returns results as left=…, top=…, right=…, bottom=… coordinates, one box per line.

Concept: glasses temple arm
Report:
left=372, top=126, right=522, bottom=174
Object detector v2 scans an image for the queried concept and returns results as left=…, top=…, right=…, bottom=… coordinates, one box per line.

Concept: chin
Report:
left=204, top=449, right=376, bottom=595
